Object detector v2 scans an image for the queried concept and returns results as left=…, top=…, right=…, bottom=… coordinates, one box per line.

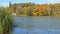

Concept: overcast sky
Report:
left=0, top=0, right=60, bottom=7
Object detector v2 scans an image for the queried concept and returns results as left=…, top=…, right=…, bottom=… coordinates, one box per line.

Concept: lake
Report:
left=12, top=16, right=60, bottom=34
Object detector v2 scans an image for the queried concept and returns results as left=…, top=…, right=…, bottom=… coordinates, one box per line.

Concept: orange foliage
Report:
left=39, top=4, right=47, bottom=13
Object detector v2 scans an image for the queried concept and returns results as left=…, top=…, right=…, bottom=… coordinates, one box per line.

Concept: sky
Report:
left=0, top=0, right=60, bottom=7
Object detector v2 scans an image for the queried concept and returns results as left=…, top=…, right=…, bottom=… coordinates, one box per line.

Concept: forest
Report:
left=0, top=2, right=60, bottom=16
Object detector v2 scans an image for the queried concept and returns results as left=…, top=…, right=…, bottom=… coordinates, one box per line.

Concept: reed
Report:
left=0, top=9, right=13, bottom=34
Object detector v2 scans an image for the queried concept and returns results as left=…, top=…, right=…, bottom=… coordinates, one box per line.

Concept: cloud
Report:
left=46, top=0, right=60, bottom=3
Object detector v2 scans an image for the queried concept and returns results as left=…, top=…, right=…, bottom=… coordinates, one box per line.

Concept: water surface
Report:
left=13, top=16, right=60, bottom=34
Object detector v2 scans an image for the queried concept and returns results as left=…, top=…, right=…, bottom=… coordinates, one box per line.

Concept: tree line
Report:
left=0, top=2, right=60, bottom=16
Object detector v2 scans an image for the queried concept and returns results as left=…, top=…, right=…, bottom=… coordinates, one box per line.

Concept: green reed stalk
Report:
left=0, top=9, right=13, bottom=34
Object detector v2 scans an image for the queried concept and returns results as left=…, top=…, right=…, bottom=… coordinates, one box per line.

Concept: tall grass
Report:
left=0, top=9, right=13, bottom=34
